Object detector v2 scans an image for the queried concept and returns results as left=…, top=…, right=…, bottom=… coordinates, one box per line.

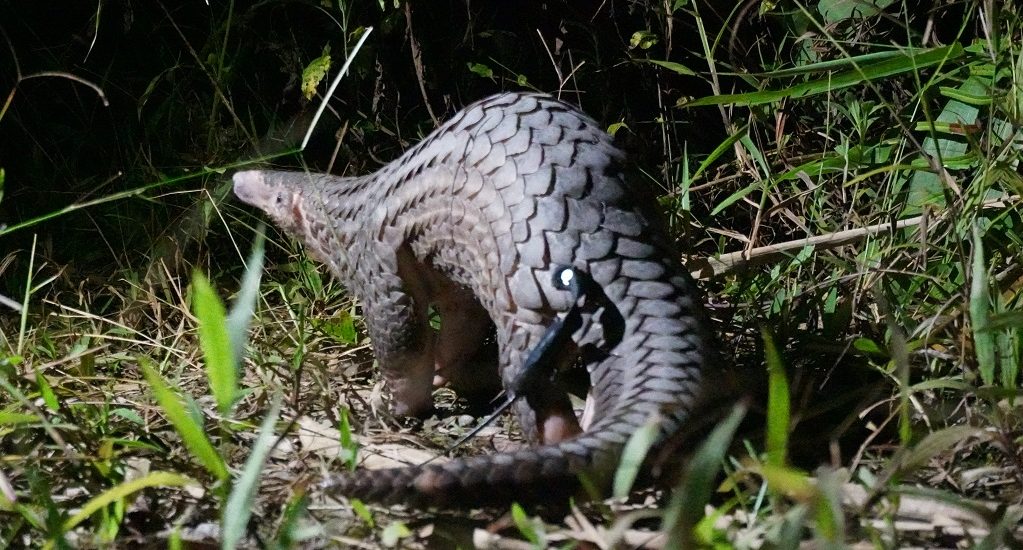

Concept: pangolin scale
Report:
left=233, top=92, right=713, bottom=508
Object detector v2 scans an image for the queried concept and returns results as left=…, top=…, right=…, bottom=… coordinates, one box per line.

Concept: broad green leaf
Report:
left=301, top=49, right=332, bottom=100
left=630, top=30, right=658, bottom=50
left=193, top=271, right=236, bottom=415
left=467, top=62, right=493, bottom=78
left=380, top=521, right=412, bottom=547
left=818, top=0, right=895, bottom=23
left=907, top=74, right=985, bottom=212
left=140, top=359, right=229, bottom=481
left=320, top=310, right=358, bottom=346
left=351, top=499, right=374, bottom=528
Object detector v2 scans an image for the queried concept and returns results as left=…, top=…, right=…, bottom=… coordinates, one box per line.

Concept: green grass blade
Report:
left=683, top=44, right=964, bottom=107
left=227, top=226, right=265, bottom=374
left=898, top=425, right=985, bottom=474
left=613, top=413, right=660, bottom=498
left=222, top=395, right=281, bottom=550
left=762, top=327, right=790, bottom=468
left=664, top=403, right=747, bottom=550
left=970, top=224, right=996, bottom=386
left=140, top=358, right=229, bottom=482
left=192, top=271, right=237, bottom=415
left=691, top=125, right=748, bottom=183
left=61, top=471, right=197, bottom=532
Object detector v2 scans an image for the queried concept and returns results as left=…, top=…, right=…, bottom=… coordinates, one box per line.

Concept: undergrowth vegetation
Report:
left=1, top=0, right=1021, bottom=547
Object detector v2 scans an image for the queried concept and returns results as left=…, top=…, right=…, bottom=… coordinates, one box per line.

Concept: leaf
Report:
left=818, top=0, right=895, bottom=23
left=467, top=62, right=494, bottom=78
left=760, top=464, right=815, bottom=501
left=193, top=271, right=236, bottom=415
left=62, top=471, right=197, bottom=532
left=301, top=49, right=332, bottom=100
left=906, top=73, right=985, bottom=212
left=663, top=403, right=747, bottom=550
left=613, top=413, right=660, bottom=497
left=607, top=121, right=629, bottom=137
left=380, top=521, right=411, bottom=547
left=222, top=396, right=282, bottom=550
left=35, top=370, right=58, bottom=411
left=227, top=227, right=264, bottom=374
left=140, top=358, right=229, bottom=482
left=642, top=58, right=696, bottom=75
left=683, top=44, right=964, bottom=107
left=510, top=503, right=542, bottom=545
left=970, top=224, right=995, bottom=386
left=762, top=327, right=789, bottom=468
left=0, top=412, right=39, bottom=425
left=319, top=310, right=358, bottom=345
left=898, top=425, right=986, bottom=473
left=630, top=30, right=658, bottom=50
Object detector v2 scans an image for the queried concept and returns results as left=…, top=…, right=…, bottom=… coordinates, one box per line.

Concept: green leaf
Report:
left=664, top=403, right=747, bottom=550
left=227, top=227, right=264, bottom=375
left=970, top=224, right=995, bottom=385
left=818, top=0, right=895, bottom=23
left=338, top=406, right=358, bottom=469
left=692, top=125, right=748, bottom=184
left=380, top=521, right=411, bottom=547
left=762, top=327, right=789, bottom=468
left=222, top=396, right=282, bottom=550
left=607, top=121, right=629, bottom=137
left=35, top=370, right=58, bottom=411
left=629, top=30, right=659, bottom=50
left=898, top=425, right=986, bottom=473
left=193, top=271, right=236, bottom=415
left=62, top=471, right=197, bottom=532
left=906, top=74, right=985, bottom=212
left=683, top=44, right=964, bottom=107
left=467, top=62, right=494, bottom=78
left=140, top=358, right=229, bottom=482
left=351, top=499, right=374, bottom=528
left=510, top=503, right=543, bottom=545
left=301, top=48, right=332, bottom=100
left=0, top=412, right=39, bottom=425
left=319, top=310, right=358, bottom=345
left=641, top=59, right=696, bottom=76
left=613, top=414, right=660, bottom=497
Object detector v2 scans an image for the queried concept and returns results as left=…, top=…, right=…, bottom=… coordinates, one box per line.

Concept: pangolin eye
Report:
left=275, top=192, right=284, bottom=205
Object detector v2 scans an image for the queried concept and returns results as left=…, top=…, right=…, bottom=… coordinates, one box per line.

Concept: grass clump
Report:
left=1, top=0, right=1022, bottom=547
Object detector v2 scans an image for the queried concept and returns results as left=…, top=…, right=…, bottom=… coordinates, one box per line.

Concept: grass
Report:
left=2, top=0, right=1022, bottom=547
